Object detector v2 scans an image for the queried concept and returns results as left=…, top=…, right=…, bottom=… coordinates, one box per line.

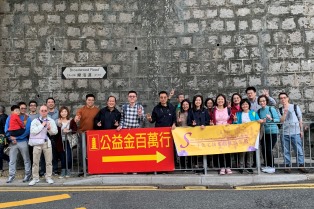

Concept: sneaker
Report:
left=298, top=166, right=309, bottom=174
left=52, top=172, right=59, bottom=176
left=226, top=168, right=233, bottom=174
left=6, top=176, right=15, bottom=183
left=263, top=167, right=275, bottom=174
left=284, top=168, right=291, bottom=174
left=0, top=170, right=3, bottom=177
left=238, top=169, right=244, bottom=174
left=219, top=168, right=226, bottom=175
left=22, top=175, right=32, bottom=182
left=46, top=178, right=54, bottom=184
left=29, top=179, right=39, bottom=186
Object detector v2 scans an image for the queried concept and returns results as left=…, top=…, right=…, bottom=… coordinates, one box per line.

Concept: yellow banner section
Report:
left=172, top=122, right=260, bottom=156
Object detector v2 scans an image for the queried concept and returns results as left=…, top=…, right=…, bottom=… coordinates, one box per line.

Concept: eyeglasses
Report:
left=40, top=110, right=48, bottom=112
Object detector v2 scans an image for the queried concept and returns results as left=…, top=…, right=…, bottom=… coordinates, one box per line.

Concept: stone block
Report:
left=210, top=20, right=224, bottom=31
left=27, top=40, right=41, bottom=49
left=291, top=5, right=304, bottom=15
left=193, top=10, right=205, bottom=19
left=97, top=26, right=111, bottom=37
left=95, top=2, right=109, bottom=11
left=2, top=15, right=14, bottom=25
left=119, top=12, right=134, bottom=23
left=0, top=1, right=10, bottom=13
left=209, top=0, right=226, bottom=6
left=21, top=80, right=32, bottom=89
left=78, top=14, right=89, bottom=23
left=14, top=40, right=25, bottom=49
left=107, top=14, right=117, bottom=23
left=14, top=3, right=25, bottom=12
left=63, top=52, right=76, bottom=63
left=206, top=9, right=218, bottom=18
left=223, top=48, right=235, bottom=60
left=68, top=92, right=80, bottom=102
left=292, top=46, right=305, bottom=58
left=288, top=31, right=302, bottom=43
left=69, top=40, right=82, bottom=49
left=41, top=3, right=54, bottom=12
left=65, top=14, right=76, bottom=24
left=252, top=19, right=262, bottom=31
left=267, top=18, right=280, bottom=30
left=181, top=37, right=192, bottom=46
left=174, top=22, right=184, bottom=33
left=17, top=66, right=30, bottom=77
left=226, top=21, right=236, bottom=31
left=182, top=10, right=191, bottom=20
left=229, top=0, right=244, bottom=5
left=82, top=26, right=96, bottom=37
left=298, top=17, right=310, bottom=29
left=80, top=2, right=94, bottom=11
left=305, top=30, right=314, bottom=43
left=92, top=14, right=105, bottom=23
left=47, top=15, right=61, bottom=24
left=185, top=0, right=198, bottom=6
left=233, top=77, right=247, bottom=87
left=282, top=18, right=296, bottom=30
left=253, top=7, right=265, bottom=15
left=221, top=35, right=232, bottom=45
left=236, top=8, right=250, bottom=16
left=187, top=22, right=199, bottom=33
left=220, top=8, right=234, bottom=18
left=70, top=3, right=79, bottom=11
left=67, top=27, right=81, bottom=37
left=33, top=14, right=45, bottom=24
left=249, top=76, right=261, bottom=86
left=55, top=2, right=66, bottom=12
left=239, top=20, right=249, bottom=30
left=269, top=6, right=289, bottom=15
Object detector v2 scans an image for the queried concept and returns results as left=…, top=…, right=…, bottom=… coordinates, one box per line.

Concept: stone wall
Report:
left=1, top=0, right=314, bottom=119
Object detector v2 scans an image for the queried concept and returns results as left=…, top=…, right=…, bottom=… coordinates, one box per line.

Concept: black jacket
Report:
left=150, top=103, right=176, bottom=127
left=187, top=108, right=210, bottom=126
left=94, top=107, right=121, bottom=130
left=0, top=114, right=8, bottom=135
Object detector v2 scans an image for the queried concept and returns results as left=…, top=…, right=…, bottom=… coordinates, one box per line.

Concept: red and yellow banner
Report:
left=86, top=127, right=174, bottom=174
left=171, top=122, right=260, bottom=156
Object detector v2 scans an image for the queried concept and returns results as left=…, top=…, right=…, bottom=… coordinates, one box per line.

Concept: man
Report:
left=117, top=91, right=144, bottom=130
left=28, top=105, right=58, bottom=186
left=44, top=97, right=59, bottom=175
left=278, top=92, right=308, bottom=173
left=168, top=89, right=185, bottom=117
left=245, top=86, right=276, bottom=112
left=75, top=94, right=99, bottom=175
left=28, top=100, right=39, bottom=121
left=147, top=91, right=176, bottom=129
left=94, top=96, right=121, bottom=130
left=5, top=102, right=32, bottom=183
left=0, top=105, right=9, bottom=176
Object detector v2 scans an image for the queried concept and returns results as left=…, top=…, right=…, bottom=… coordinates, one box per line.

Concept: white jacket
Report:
left=30, top=116, right=58, bottom=140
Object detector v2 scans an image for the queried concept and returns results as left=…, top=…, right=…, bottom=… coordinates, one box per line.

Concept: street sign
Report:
left=86, top=127, right=175, bottom=174
left=61, top=66, right=107, bottom=79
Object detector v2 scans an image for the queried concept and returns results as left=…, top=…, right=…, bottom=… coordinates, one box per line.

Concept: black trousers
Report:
left=261, top=133, right=278, bottom=167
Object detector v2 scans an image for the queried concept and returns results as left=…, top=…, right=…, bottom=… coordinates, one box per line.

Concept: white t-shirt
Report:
left=242, top=112, right=251, bottom=123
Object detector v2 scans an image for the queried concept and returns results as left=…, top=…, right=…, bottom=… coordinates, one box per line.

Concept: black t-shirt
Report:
left=0, top=114, right=8, bottom=135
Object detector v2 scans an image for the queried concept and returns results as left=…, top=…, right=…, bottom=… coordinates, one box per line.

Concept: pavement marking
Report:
left=75, top=208, right=86, bottom=209
left=184, top=186, right=207, bottom=190
left=235, top=184, right=314, bottom=190
left=0, top=194, right=70, bottom=208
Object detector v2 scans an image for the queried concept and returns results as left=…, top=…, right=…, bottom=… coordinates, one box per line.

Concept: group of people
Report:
left=0, top=86, right=309, bottom=186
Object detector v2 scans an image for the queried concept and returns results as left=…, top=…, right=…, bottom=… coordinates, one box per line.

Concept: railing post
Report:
left=203, top=155, right=207, bottom=175
left=82, top=132, right=87, bottom=177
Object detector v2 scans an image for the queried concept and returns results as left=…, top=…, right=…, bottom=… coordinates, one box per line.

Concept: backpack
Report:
left=257, top=106, right=277, bottom=127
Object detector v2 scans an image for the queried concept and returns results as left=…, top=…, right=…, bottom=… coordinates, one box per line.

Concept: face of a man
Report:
left=19, top=104, right=27, bottom=115
left=128, top=93, right=137, bottom=104
left=40, top=106, right=48, bottom=118
left=86, top=97, right=95, bottom=107
left=159, top=93, right=168, bottom=106
left=29, top=103, right=37, bottom=113
left=246, top=90, right=256, bottom=100
left=177, top=95, right=184, bottom=103
left=47, top=99, right=55, bottom=110
left=279, top=94, right=289, bottom=105
left=107, top=97, right=116, bottom=109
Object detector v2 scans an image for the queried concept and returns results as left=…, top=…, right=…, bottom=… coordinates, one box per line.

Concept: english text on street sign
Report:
left=61, top=66, right=107, bottom=79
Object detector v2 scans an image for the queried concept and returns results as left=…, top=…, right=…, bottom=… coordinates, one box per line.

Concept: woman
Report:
left=234, top=99, right=263, bottom=174
left=55, top=106, right=77, bottom=178
left=176, top=99, right=192, bottom=169
left=230, top=93, right=242, bottom=116
left=187, top=95, right=210, bottom=170
left=205, top=98, right=215, bottom=121
left=94, top=96, right=121, bottom=130
left=212, top=94, right=233, bottom=175
left=257, top=95, right=280, bottom=173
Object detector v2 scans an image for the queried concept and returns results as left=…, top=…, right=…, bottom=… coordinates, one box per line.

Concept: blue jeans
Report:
left=281, top=134, right=304, bottom=166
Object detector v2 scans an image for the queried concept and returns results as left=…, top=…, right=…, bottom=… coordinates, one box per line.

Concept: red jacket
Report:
left=8, top=114, right=24, bottom=130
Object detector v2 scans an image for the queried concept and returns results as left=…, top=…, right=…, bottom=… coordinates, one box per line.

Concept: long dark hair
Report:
left=231, top=93, right=242, bottom=107
left=205, top=98, right=215, bottom=109
left=192, top=95, right=204, bottom=111
left=180, top=99, right=191, bottom=113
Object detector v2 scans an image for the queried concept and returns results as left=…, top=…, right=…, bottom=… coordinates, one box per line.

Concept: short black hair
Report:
left=240, top=98, right=251, bottom=110
left=257, top=95, right=269, bottom=105
left=18, top=102, right=27, bottom=107
left=159, top=91, right=168, bottom=96
left=11, top=105, right=20, bottom=112
left=107, top=96, right=116, bottom=102
left=0, top=105, right=5, bottom=113
left=177, top=93, right=184, bottom=98
left=46, top=97, right=55, bottom=104
left=215, top=94, right=228, bottom=108
left=29, top=100, right=38, bottom=106
left=86, top=94, right=95, bottom=100
left=245, top=86, right=256, bottom=93
left=278, top=92, right=289, bottom=99
left=128, top=90, right=137, bottom=96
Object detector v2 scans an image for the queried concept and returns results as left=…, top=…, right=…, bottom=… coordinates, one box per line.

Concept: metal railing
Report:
left=66, top=122, right=314, bottom=176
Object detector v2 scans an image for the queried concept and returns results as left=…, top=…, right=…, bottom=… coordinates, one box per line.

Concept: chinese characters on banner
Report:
left=171, top=122, right=260, bottom=156
left=86, top=127, right=174, bottom=174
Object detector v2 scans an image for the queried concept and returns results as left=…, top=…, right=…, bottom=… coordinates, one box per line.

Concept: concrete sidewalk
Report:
left=1, top=169, right=314, bottom=187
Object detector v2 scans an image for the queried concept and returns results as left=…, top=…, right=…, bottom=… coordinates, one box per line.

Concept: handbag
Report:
left=67, top=133, right=78, bottom=148
left=0, top=134, right=7, bottom=145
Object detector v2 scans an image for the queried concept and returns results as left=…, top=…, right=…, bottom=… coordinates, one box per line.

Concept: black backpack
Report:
left=257, top=106, right=279, bottom=128
left=278, top=104, right=300, bottom=128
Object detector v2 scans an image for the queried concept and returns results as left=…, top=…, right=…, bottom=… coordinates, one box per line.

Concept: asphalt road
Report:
left=0, top=185, right=314, bottom=209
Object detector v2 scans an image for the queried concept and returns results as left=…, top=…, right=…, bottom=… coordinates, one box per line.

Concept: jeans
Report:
left=0, top=144, right=9, bottom=170
left=8, top=141, right=31, bottom=177
left=281, top=134, right=304, bottom=166
left=261, top=134, right=277, bottom=167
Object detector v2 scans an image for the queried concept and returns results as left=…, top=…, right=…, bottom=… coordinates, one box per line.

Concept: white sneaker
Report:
left=29, top=179, right=39, bottom=186
left=264, top=167, right=276, bottom=173
left=46, top=178, right=54, bottom=184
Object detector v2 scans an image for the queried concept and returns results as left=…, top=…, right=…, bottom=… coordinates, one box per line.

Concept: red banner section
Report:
left=86, top=127, right=175, bottom=174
